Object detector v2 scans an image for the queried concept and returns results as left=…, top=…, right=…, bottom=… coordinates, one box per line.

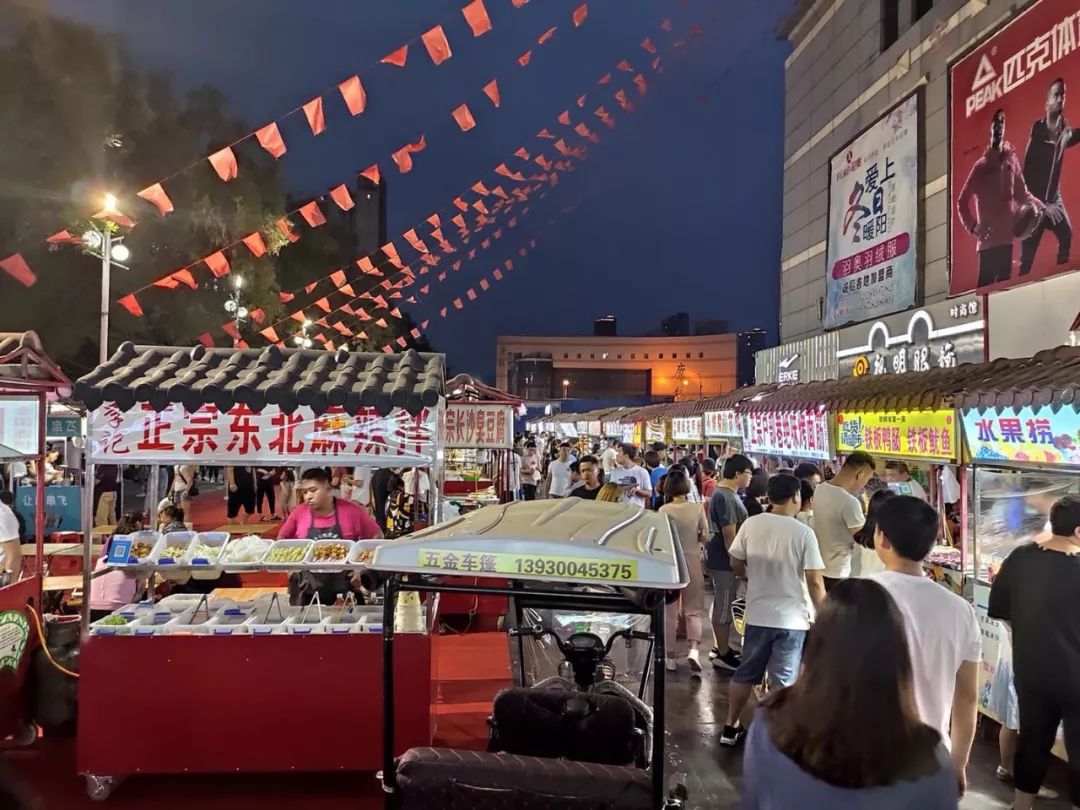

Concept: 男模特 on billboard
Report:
left=950, top=0, right=1080, bottom=295
left=824, top=93, right=920, bottom=329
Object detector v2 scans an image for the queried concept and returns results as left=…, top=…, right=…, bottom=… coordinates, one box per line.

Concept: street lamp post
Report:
left=293, top=319, right=315, bottom=349
left=82, top=193, right=132, bottom=365
left=223, top=276, right=250, bottom=347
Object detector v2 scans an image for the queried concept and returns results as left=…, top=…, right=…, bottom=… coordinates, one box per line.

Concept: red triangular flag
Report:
left=0, top=254, right=34, bottom=289
left=376, top=318, right=388, bottom=328
left=574, top=123, right=592, bottom=138
left=558, top=110, right=571, bottom=126
left=538, top=26, right=557, bottom=44
left=314, top=297, right=331, bottom=314
left=298, top=201, right=326, bottom=228
left=338, top=75, right=367, bottom=116
left=340, top=283, right=355, bottom=297
left=381, top=45, right=408, bottom=67
left=409, top=327, right=422, bottom=340
left=357, top=256, right=379, bottom=275
left=641, top=37, right=656, bottom=54
left=222, top=321, right=240, bottom=341
left=652, top=56, right=661, bottom=71
left=453, top=298, right=464, bottom=310
left=420, top=284, right=430, bottom=295
left=615, top=89, right=630, bottom=110
left=208, top=146, right=238, bottom=181
left=382, top=243, right=403, bottom=268
left=420, top=320, right=429, bottom=329
left=466, top=288, right=477, bottom=301
left=303, top=97, right=326, bottom=135
left=173, top=268, right=198, bottom=289
left=117, top=293, right=143, bottom=317
left=483, top=79, right=501, bottom=107
left=421, top=25, right=452, bottom=65
left=404, top=229, right=429, bottom=253
left=473, top=200, right=489, bottom=214
left=597, top=73, right=612, bottom=85
left=394, top=336, right=407, bottom=348
left=279, top=291, right=295, bottom=303
left=438, top=272, right=447, bottom=281
left=137, top=183, right=174, bottom=215
left=330, top=269, right=347, bottom=288
left=518, top=50, right=532, bottom=66
left=634, top=74, right=647, bottom=95
left=617, top=59, right=632, bottom=72
left=242, top=232, right=267, bottom=257
left=150, top=273, right=183, bottom=291
left=255, top=122, right=287, bottom=158
left=452, top=214, right=466, bottom=229
left=197, top=333, right=215, bottom=348
left=660, top=18, right=672, bottom=31
left=472, top=181, right=491, bottom=195
left=554, top=138, right=571, bottom=156
left=392, top=146, right=414, bottom=174
left=203, top=251, right=230, bottom=278
left=538, top=128, right=555, bottom=139
left=329, top=184, right=354, bottom=211
left=426, top=213, right=441, bottom=228
left=290, top=310, right=308, bottom=324
left=452, top=103, right=477, bottom=132
left=277, top=218, right=300, bottom=243
left=249, top=308, right=265, bottom=325
left=493, top=268, right=503, bottom=280
left=577, top=94, right=586, bottom=108
left=480, top=278, right=490, bottom=291
left=462, top=0, right=492, bottom=36
left=453, top=197, right=469, bottom=212
left=45, top=230, right=79, bottom=245
left=260, top=326, right=280, bottom=343
left=360, top=164, right=381, bottom=185
left=305, top=282, right=318, bottom=294
left=440, top=307, right=448, bottom=317
left=572, top=4, right=588, bottom=25
left=514, top=147, right=530, bottom=160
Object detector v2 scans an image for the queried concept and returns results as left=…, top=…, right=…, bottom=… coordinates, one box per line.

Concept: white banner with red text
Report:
left=444, top=403, right=514, bottom=449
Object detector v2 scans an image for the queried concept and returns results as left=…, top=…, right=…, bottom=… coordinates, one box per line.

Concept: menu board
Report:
left=835, top=409, right=958, bottom=461
left=704, top=410, right=743, bottom=438
left=962, top=405, right=1080, bottom=466
left=0, top=396, right=39, bottom=456
left=744, top=410, right=831, bottom=461
left=670, top=417, right=703, bottom=442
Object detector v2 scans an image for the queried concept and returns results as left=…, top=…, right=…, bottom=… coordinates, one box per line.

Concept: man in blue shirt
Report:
left=707, top=454, right=754, bottom=671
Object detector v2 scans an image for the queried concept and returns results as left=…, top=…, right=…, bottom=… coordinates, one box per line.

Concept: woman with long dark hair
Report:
left=741, top=578, right=958, bottom=808
left=851, top=488, right=896, bottom=577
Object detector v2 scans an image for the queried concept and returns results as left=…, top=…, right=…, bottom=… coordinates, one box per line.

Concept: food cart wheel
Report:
left=11, top=723, right=37, bottom=747
left=85, top=775, right=117, bottom=801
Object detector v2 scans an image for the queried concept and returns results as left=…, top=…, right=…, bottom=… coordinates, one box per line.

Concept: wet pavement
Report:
left=662, top=649, right=1071, bottom=809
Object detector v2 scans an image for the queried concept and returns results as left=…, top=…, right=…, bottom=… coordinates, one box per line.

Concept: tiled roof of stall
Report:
left=744, top=346, right=1080, bottom=414
left=956, top=345, right=1080, bottom=411
left=445, top=373, right=522, bottom=405
left=0, top=331, right=71, bottom=389
left=74, top=342, right=444, bottom=416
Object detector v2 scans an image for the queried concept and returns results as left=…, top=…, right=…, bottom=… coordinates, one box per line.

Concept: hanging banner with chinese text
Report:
left=825, top=93, right=919, bottom=328
left=87, top=402, right=438, bottom=466
left=0, top=396, right=39, bottom=457
left=645, top=420, right=665, bottom=444
left=962, top=404, right=1080, bottom=466
left=444, top=403, right=513, bottom=449
left=704, top=410, right=743, bottom=438
left=835, top=409, right=958, bottom=461
left=744, top=410, right=831, bottom=461
left=671, top=416, right=703, bottom=442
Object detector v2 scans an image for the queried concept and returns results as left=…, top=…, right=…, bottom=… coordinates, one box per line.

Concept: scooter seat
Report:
left=395, top=746, right=654, bottom=809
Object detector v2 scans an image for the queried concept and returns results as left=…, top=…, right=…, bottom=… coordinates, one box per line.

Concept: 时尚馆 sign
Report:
left=836, top=410, right=958, bottom=461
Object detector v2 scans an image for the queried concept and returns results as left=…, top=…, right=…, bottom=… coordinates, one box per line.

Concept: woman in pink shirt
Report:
left=89, top=514, right=144, bottom=621
left=278, top=468, right=383, bottom=605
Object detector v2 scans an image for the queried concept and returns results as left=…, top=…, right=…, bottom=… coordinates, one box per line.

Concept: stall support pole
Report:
left=145, top=465, right=160, bottom=522
left=651, top=599, right=667, bottom=808
left=81, top=461, right=96, bottom=634
left=34, top=391, right=46, bottom=577
left=381, top=577, right=397, bottom=801
left=959, top=464, right=969, bottom=576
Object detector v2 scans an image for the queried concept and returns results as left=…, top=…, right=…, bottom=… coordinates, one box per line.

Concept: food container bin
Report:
left=120, top=531, right=161, bottom=567
left=248, top=596, right=296, bottom=635
left=305, top=540, right=356, bottom=572
left=218, top=535, right=272, bottom=570
left=188, top=531, right=230, bottom=580
left=133, top=607, right=192, bottom=636
left=205, top=607, right=255, bottom=636
left=263, top=539, right=313, bottom=569
left=164, top=601, right=216, bottom=635
left=347, top=540, right=386, bottom=568
left=89, top=612, right=139, bottom=636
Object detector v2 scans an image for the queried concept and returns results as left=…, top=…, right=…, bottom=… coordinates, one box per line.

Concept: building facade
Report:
left=495, top=333, right=743, bottom=401
left=778, top=0, right=1079, bottom=362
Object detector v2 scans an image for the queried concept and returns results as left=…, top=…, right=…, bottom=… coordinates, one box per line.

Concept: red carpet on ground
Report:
left=11, top=633, right=510, bottom=808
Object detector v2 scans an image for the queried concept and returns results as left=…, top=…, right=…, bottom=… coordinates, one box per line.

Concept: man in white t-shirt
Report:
left=884, top=460, right=929, bottom=501
left=600, top=441, right=619, bottom=478
left=811, top=451, right=875, bottom=590
left=612, top=445, right=652, bottom=508
left=544, top=443, right=574, bottom=498
left=870, top=495, right=980, bottom=795
left=720, top=474, right=826, bottom=747
left=0, top=492, right=22, bottom=581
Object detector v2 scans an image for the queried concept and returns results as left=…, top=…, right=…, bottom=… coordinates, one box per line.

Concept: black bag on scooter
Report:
left=487, top=687, right=639, bottom=766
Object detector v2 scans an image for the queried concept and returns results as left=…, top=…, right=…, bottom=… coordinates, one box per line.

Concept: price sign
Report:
left=418, top=548, right=638, bottom=582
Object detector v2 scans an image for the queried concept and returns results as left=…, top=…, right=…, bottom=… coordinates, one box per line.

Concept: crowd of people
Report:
left=514, top=435, right=1080, bottom=807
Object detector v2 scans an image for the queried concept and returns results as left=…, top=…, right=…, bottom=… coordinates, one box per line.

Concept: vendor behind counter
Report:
left=278, top=467, right=383, bottom=605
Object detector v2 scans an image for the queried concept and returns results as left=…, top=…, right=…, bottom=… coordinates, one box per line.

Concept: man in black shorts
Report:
left=225, top=466, right=257, bottom=524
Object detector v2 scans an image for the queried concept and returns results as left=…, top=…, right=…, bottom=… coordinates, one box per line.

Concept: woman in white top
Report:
left=659, top=468, right=709, bottom=673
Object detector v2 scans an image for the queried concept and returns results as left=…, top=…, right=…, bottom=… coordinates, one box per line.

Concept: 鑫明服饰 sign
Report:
left=836, top=410, right=958, bottom=461
left=962, top=405, right=1080, bottom=466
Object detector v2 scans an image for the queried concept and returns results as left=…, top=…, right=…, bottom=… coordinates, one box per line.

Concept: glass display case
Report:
left=972, top=467, right=1079, bottom=584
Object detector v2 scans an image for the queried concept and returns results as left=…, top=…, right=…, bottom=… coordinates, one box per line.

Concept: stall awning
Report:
left=444, top=373, right=521, bottom=405
left=956, top=345, right=1080, bottom=411
left=0, top=331, right=71, bottom=393
left=74, top=342, right=444, bottom=417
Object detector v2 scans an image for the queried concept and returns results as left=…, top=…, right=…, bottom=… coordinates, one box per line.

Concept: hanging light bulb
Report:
left=236, top=306, right=249, bottom=319
left=224, top=299, right=238, bottom=314
left=110, top=243, right=130, bottom=262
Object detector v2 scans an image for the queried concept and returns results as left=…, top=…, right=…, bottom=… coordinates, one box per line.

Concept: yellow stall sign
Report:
left=836, top=409, right=957, bottom=461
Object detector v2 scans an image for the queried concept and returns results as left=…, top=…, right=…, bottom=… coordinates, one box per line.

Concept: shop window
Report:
left=912, top=0, right=933, bottom=23
left=563, top=353, right=568, bottom=359
left=685, top=353, right=691, bottom=359
left=658, top=353, right=664, bottom=359
left=644, top=353, right=649, bottom=360
left=630, top=353, right=636, bottom=359
left=698, top=352, right=704, bottom=359
left=577, top=354, right=581, bottom=359
left=882, top=0, right=900, bottom=50
left=617, top=354, right=622, bottom=359
left=590, top=354, right=595, bottom=359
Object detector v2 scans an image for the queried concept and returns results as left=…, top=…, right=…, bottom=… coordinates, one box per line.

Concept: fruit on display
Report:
left=161, top=544, right=188, bottom=560
left=312, top=543, right=350, bottom=563
left=188, top=541, right=222, bottom=562
left=131, top=542, right=154, bottom=559
left=100, top=615, right=130, bottom=626
left=266, top=543, right=308, bottom=563
left=355, top=548, right=375, bottom=565
left=220, top=535, right=271, bottom=564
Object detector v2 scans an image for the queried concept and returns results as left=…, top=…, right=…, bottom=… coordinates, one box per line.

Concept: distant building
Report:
left=350, top=174, right=387, bottom=258
left=496, top=331, right=743, bottom=401
left=593, top=316, right=617, bottom=337
left=657, top=313, right=690, bottom=337
left=736, top=329, right=768, bottom=387
left=694, top=319, right=729, bottom=336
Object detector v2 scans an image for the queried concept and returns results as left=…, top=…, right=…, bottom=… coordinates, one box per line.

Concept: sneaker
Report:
left=686, top=648, right=702, bottom=673
left=708, top=647, right=721, bottom=660
left=719, top=722, right=747, bottom=747
left=995, top=766, right=1012, bottom=783
left=665, top=658, right=677, bottom=672
left=713, top=650, right=742, bottom=671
